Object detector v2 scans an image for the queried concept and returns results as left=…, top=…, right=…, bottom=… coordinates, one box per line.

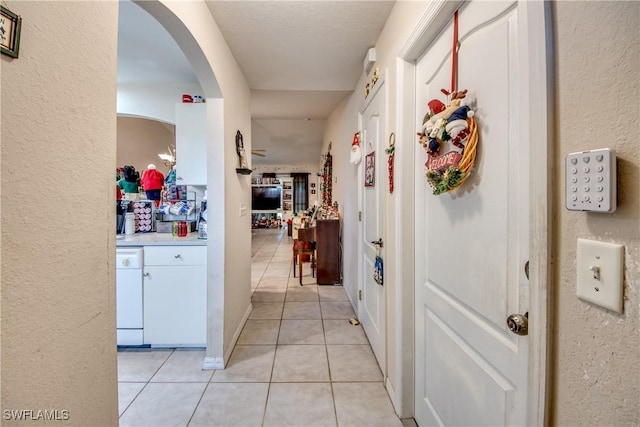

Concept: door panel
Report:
left=415, top=2, right=530, bottom=425
left=359, top=81, right=386, bottom=374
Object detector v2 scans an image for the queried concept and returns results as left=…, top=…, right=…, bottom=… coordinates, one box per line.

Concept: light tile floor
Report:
left=118, top=228, right=413, bottom=427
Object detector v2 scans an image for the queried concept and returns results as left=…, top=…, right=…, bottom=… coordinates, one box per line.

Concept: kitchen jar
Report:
left=124, top=213, right=135, bottom=235
left=178, top=221, right=187, bottom=237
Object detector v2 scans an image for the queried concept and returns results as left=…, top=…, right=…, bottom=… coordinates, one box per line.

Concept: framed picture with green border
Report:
left=1, top=6, right=22, bottom=58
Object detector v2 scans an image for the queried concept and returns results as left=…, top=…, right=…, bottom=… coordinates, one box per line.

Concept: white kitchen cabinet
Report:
left=143, top=246, right=207, bottom=347
left=175, top=103, right=207, bottom=185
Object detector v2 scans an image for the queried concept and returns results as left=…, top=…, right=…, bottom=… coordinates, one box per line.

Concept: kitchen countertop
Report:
left=116, top=232, right=207, bottom=247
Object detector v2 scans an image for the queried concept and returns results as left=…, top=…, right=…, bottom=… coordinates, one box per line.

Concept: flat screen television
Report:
left=252, top=186, right=282, bottom=211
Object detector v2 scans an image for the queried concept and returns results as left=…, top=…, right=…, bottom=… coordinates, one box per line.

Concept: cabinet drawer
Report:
left=144, top=246, right=206, bottom=266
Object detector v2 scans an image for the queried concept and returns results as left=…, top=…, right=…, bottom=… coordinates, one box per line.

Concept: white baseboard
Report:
left=223, top=302, right=253, bottom=364
left=201, top=303, right=253, bottom=370
left=385, top=377, right=400, bottom=416
left=202, top=356, right=224, bottom=370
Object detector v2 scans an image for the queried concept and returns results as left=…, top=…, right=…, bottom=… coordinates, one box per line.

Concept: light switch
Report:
left=576, top=238, right=624, bottom=313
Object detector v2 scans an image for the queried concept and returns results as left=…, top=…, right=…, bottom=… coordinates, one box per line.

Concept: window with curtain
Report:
left=291, top=173, right=309, bottom=214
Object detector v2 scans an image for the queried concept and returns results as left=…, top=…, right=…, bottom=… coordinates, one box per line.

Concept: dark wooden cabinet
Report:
left=316, top=219, right=341, bottom=284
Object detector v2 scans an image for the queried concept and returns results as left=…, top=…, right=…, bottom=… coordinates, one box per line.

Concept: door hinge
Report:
left=359, top=290, right=362, bottom=300
left=358, top=211, right=362, bottom=221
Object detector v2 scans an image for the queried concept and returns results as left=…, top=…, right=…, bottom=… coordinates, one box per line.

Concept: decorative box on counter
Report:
left=132, top=200, right=155, bottom=232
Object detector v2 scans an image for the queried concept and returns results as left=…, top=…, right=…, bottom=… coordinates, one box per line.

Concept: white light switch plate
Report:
left=576, top=238, right=624, bottom=313
left=565, top=148, right=616, bottom=212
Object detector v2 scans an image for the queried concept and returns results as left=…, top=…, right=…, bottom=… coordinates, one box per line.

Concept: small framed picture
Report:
left=310, top=183, right=316, bottom=188
left=1, top=6, right=22, bottom=58
left=311, top=189, right=316, bottom=195
left=364, top=152, right=375, bottom=187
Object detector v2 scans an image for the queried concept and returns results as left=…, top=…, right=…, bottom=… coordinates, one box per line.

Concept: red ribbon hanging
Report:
left=451, top=10, right=459, bottom=93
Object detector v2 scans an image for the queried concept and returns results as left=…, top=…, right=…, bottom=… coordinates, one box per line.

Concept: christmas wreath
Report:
left=417, top=89, right=478, bottom=195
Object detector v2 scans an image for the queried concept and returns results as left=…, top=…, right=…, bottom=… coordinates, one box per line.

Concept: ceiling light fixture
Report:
left=158, top=145, right=176, bottom=167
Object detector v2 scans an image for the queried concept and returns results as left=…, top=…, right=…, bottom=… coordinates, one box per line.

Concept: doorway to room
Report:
left=398, top=1, right=551, bottom=424
left=358, top=76, right=387, bottom=378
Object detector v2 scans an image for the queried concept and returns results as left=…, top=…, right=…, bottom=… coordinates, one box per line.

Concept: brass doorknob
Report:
left=507, top=312, right=528, bottom=336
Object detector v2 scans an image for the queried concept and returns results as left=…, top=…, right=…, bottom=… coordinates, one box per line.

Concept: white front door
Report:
left=359, top=79, right=386, bottom=375
left=414, top=2, right=545, bottom=425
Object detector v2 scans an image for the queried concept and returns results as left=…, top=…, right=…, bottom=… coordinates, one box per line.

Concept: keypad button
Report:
left=571, top=167, right=577, bottom=174
left=596, top=196, right=603, bottom=202
left=596, top=154, right=603, bottom=162
left=583, top=195, right=590, bottom=202
left=583, top=186, right=590, bottom=192
left=583, top=167, right=590, bottom=173
left=596, top=175, right=604, bottom=182
left=571, top=195, right=578, bottom=201
left=571, top=177, right=578, bottom=183
left=583, top=177, right=590, bottom=183
left=571, top=186, right=577, bottom=192
left=583, top=156, right=590, bottom=163
left=570, top=158, right=578, bottom=165
left=596, top=185, right=603, bottom=192
left=596, top=165, right=603, bottom=172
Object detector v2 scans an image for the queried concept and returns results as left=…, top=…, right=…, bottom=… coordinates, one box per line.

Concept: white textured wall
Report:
left=322, top=1, right=429, bottom=417
left=1, top=1, right=119, bottom=425
left=551, top=2, right=639, bottom=425
left=146, top=0, right=253, bottom=364
left=117, top=116, right=174, bottom=175
left=324, top=1, right=640, bottom=422
left=117, top=82, right=203, bottom=124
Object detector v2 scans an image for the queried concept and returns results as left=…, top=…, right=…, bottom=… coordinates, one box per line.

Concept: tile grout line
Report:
left=119, top=348, right=175, bottom=419
left=185, top=381, right=210, bottom=427
left=259, top=229, right=286, bottom=427
left=320, top=282, right=340, bottom=427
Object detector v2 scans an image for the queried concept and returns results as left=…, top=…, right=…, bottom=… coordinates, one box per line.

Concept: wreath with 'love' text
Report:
left=417, top=89, right=479, bottom=195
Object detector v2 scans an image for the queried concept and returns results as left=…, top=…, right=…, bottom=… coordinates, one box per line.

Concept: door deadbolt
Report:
left=507, top=312, right=528, bottom=336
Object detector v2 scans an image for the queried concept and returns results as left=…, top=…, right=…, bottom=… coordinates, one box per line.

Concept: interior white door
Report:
left=359, top=80, right=386, bottom=375
left=414, top=2, right=534, bottom=425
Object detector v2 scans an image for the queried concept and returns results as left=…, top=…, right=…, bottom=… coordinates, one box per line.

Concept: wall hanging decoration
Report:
left=373, top=245, right=383, bottom=286
left=364, top=67, right=381, bottom=99
left=385, top=133, right=396, bottom=193
left=1, top=6, right=22, bottom=58
left=350, top=132, right=362, bottom=165
left=235, top=130, right=252, bottom=175
left=364, top=149, right=375, bottom=187
left=321, top=147, right=333, bottom=205
left=416, top=10, right=479, bottom=195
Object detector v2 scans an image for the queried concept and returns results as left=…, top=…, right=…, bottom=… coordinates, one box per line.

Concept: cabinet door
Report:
left=144, top=245, right=207, bottom=266
left=175, top=103, right=207, bottom=185
left=143, top=265, right=206, bottom=346
left=316, top=220, right=341, bottom=284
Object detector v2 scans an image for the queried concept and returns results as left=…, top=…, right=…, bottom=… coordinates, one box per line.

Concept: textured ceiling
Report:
left=205, top=1, right=393, bottom=91
left=118, top=0, right=395, bottom=166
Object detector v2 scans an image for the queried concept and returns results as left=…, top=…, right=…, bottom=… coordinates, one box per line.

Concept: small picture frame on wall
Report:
left=364, top=151, right=375, bottom=187
left=310, top=183, right=316, bottom=188
left=311, top=189, right=316, bottom=194
left=1, top=6, right=22, bottom=59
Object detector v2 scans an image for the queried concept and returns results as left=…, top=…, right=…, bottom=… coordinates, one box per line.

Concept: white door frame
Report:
left=357, top=74, right=388, bottom=377
left=395, top=1, right=552, bottom=424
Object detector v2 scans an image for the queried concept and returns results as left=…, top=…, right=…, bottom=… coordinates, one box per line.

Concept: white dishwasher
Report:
left=116, top=247, right=144, bottom=346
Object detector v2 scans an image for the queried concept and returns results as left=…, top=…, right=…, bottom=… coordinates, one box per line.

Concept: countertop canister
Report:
left=124, top=213, right=135, bottom=235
